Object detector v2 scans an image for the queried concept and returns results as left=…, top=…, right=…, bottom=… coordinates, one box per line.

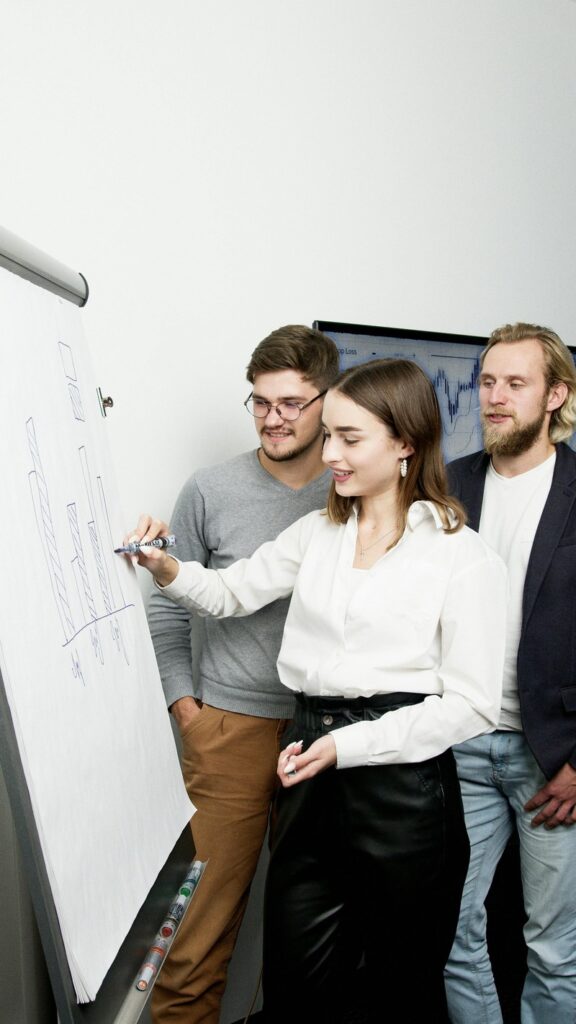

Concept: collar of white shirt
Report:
left=351, top=500, right=449, bottom=533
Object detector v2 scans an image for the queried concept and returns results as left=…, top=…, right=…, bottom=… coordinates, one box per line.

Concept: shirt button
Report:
left=322, top=714, right=333, bottom=726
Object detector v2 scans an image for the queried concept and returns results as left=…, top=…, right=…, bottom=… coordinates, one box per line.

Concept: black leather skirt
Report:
left=263, top=691, right=470, bottom=1024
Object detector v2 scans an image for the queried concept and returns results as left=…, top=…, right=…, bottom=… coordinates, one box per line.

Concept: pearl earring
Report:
left=400, top=458, right=408, bottom=478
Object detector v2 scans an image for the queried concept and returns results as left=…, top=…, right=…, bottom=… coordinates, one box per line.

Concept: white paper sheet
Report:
left=0, top=268, right=194, bottom=1001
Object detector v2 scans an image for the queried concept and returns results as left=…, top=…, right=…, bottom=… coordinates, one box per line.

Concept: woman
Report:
left=130, top=359, right=506, bottom=1023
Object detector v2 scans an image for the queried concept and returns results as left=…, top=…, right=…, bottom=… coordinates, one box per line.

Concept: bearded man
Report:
left=444, top=323, right=576, bottom=1024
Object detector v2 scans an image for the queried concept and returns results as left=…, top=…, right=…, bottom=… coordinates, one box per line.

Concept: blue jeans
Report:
left=444, top=732, right=576, bottom=1024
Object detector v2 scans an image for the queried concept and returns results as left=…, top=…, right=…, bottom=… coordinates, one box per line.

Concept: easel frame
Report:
left=0, top=224, right=196, bottom=1023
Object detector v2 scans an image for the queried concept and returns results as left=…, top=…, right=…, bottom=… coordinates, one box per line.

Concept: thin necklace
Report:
left=358, top=525, right=397, bottom=559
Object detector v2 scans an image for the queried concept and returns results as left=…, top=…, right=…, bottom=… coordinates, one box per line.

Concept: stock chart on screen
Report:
left=315, top=321, right=576, bottom=461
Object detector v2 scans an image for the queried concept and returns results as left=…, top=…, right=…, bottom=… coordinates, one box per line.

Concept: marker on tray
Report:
left=114, top=534, right=176, bottom=555
left=164, top=876, right=201, bottom=925
left=135, top=939, right=169, bottom=990
left=135, top=860, right=206, bottom=992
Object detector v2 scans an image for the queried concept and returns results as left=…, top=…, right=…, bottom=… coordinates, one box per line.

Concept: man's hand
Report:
left=277, top=735, right=337, bottom=788
left=524, top=762, right=576, bottom=828
left=170, top=696, right=202, bottom=734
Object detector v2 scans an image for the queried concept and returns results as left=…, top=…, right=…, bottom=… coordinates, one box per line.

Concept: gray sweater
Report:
left=148, top=450, right=331, bottom=718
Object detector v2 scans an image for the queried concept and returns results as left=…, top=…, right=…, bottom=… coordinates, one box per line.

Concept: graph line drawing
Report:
left=27, top=417, right=76, bottom=644
left=97, top=476, right=127, bottom=610
left=430, top=354, right=480, bottom=432
left=59, top=341, right=86, bottom=422
left=68, top=502, right=98, bottom=625
left=26, top=417, right=134, bottom=668
left=78, top=447, right=130, bottom=626
left=71, top=648, right=86, bottom=687
left=338, top=336, right=485, bottom=460
left=110, top=617, right=130, bottom=665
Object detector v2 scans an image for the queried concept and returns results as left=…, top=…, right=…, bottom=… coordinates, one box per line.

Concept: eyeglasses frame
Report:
left=243, top=389, right=327, bottom=421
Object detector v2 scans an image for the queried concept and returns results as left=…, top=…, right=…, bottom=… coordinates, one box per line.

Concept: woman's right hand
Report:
left=122, top=513, right=180, bottom=587
left=278, top=735, right=337, bottom=787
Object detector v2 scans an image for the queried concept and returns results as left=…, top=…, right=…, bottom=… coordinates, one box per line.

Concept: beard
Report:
left=259, top=426, right=324, bottom=463
left=482, top=399, right=548, bottom=457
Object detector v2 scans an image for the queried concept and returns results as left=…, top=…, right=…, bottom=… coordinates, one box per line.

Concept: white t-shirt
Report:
left=479, top=453, right=555, bottom=730
left=160, top=501, right=507, bottom=769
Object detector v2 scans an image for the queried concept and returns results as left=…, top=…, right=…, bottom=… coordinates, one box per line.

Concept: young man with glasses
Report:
left=148, top=324, right=339, bottom=1024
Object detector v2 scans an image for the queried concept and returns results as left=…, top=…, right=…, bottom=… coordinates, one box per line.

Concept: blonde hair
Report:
left=326, top=359, right=465, bottom=539
left=482, top=323, right=576, bottom=442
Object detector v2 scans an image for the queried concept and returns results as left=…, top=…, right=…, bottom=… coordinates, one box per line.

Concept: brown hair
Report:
left=246, top=325, right=340, bottom=392
left=482, top=323, right=576, bottom=442
left=326, top=359, right=466, bottom=538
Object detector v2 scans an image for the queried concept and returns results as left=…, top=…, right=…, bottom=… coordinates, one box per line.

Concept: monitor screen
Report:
left=314, top=320, right=576, bottom=461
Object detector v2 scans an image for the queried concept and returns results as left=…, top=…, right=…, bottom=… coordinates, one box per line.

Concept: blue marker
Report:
left=114, top=534, right=176, bottom=555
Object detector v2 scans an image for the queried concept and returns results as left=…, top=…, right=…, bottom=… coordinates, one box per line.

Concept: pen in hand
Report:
left=114, top=534, right=176, bottom=555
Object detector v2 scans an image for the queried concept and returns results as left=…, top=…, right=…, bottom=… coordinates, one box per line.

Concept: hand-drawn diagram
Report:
left=27, top=409, right=133, bottom=680
left=59, top=340, right=86, bottom=421
left=0, top=269, right=194, bottom=1005
left=27, top=416, right=76, bottom=644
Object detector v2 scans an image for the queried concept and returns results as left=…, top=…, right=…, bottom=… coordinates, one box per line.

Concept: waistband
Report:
left=294, top=691, right=427, bottom=712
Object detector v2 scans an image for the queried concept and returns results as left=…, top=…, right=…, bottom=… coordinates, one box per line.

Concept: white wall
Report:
left=1, top=0, right=575, bottom=1017
left=1, top=0, right=575, bottom=524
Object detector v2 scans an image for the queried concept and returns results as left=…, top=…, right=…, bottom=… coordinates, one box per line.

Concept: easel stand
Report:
left=0, top=664, right=197, bottom=1023
left=0, top=225, right=198, bottom=1023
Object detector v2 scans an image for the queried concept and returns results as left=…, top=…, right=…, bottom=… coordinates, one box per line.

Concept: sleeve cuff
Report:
left=153, top=556, right=188, bottom=596
left=331, top=724, right=369, bottom=770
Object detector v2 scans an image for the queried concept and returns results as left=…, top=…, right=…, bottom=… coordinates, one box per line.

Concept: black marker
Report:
left=114, top=534, right=176, bottom=555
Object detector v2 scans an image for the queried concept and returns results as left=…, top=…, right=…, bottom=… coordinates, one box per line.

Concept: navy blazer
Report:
left=448, top=442, right=576, bottom=779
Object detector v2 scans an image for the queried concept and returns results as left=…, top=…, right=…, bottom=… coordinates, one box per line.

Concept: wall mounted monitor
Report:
left=314, top=320, right=576, bottom=461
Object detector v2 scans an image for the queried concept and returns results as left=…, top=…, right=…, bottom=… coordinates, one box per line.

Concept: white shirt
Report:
left=479, top=455, right=555, bottom=731
left=160, top=502, right=507, bottom=769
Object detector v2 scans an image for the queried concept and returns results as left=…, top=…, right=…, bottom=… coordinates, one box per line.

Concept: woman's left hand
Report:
left=277, top=735, right=337, bottom=787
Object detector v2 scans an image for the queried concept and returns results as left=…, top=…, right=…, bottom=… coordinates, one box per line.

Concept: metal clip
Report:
left=97, top=387, right=114, bottom=417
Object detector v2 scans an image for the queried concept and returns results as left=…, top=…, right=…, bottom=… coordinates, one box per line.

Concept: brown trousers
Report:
left=151, top=704, right=288, bottom=1024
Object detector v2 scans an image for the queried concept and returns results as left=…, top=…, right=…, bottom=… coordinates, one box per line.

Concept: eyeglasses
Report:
left=244, top=390, right=327, bottom=421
